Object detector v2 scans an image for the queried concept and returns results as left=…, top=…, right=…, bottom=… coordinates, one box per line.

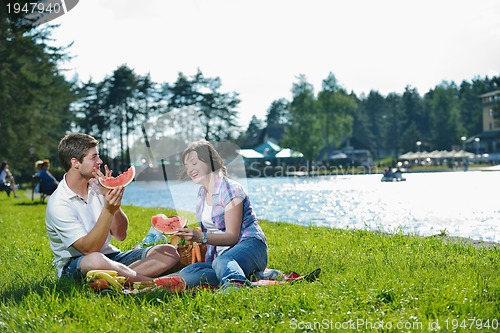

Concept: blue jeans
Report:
left=177, top=238, right=267, bottom=287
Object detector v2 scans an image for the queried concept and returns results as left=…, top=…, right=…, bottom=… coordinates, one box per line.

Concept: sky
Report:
left=49, top=0, right=500, bottom=128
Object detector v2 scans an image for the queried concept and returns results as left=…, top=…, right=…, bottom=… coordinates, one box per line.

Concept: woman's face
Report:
left=184, top=151, right=211, bottom=185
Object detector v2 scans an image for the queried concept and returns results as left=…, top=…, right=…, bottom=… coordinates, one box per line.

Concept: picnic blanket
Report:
left=86, top=268, right=321, bottom=295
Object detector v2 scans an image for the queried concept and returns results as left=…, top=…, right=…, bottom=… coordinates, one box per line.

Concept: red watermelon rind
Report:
left=98, top=166, right=136, bottom=189
left=151, top=214, right=188, bottom=235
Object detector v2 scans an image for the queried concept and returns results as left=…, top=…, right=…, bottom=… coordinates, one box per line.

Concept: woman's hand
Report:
left=175, top=228, right=203, bottom=243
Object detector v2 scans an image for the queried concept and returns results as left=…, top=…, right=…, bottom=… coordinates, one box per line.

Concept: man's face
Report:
left=77, top=146, right=103, bottom=178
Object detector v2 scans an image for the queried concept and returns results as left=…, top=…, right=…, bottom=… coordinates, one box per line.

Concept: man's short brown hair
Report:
left=58, top=133, right=98, bottom=172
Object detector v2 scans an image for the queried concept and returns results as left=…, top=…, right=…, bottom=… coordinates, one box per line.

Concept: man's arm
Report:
left=110, top=207, right=128, bottom=241
left=72, top=186, right=126, bottom=254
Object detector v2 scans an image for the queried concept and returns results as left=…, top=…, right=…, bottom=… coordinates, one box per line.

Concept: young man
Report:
left=46, top=133, right=180, bottom=283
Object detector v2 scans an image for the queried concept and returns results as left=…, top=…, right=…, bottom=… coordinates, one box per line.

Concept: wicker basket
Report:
left=177, top=243, right=207, bottom=267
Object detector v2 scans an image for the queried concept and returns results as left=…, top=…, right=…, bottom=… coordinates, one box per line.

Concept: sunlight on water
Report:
left=123, top=171, right=500, bottom=243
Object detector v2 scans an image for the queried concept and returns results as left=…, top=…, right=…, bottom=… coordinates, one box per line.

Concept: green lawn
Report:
left=0, top=192, right=498, bottom=332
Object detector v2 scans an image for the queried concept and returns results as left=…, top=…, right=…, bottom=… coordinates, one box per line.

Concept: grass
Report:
left=0, top=192, right=499, bottom=332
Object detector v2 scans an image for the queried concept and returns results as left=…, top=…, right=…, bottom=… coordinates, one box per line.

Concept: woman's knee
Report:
left=178, top=263, right=217, bottom=286
left=148, top=244, right=180, bottom=261
left=212, top=255, right=234, bottom=275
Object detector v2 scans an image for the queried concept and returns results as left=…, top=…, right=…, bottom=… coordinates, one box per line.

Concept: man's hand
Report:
left=89, top=164, right=124, bottom=213
left=103, top=186, right=124, bottom=215
left=92, top=164, right=112, bottom=179
left=91, top=165, right=114, bottom=196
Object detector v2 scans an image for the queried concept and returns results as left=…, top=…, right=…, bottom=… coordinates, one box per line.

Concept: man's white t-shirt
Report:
left=45, top=175, right=119, bottom=277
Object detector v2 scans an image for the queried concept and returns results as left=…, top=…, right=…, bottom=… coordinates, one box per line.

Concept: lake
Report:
left=122, top=171, right=500, bottom=244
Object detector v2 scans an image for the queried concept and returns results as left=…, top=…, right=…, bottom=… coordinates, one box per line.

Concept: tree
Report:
left=197, top=73, right=240, bottom=141
left=281, top=75, right=322, bottom=175
left=105, top=65, right=140, bottom=169
left=0, top=3, right=76, bottom=179
left=136, top=73, right=162, bottom=122
left=72, top=66, right=163, bottom=171
left=74, top=79, right=112, bottom=151
left=247, top=115, right=265, bottom=137
left=351, top=95, right=376, bottom=158
left=399, top=122, right=421, bottom=155
left=358, top=91, right=387, bottom=161
left=265, top=98, right=290, bottom=126
left=164, top=70, right=240, bottom=141
left=384, top=92, right=405, bottom=159
left=425, top=83, right=465, bottom=150
left=317, top=72, right=355, bottom=147
left=395, top=87, right=430, bottom=153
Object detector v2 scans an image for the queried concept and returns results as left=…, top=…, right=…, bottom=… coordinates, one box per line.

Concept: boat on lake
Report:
left=381, top=175, right=406, bottom=182
left=381, top=167, right=406, bottom=182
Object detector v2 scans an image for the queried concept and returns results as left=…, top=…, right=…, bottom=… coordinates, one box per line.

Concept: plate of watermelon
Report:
left=151, top=214, right=187, bottom=235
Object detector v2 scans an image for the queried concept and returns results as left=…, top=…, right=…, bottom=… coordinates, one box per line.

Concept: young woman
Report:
left=174, top=140, right=268, bottom=290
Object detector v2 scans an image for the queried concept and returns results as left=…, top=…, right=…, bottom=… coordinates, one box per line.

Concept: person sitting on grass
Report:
left=34, top=159, right=59, bottom=194
left=0, top=161, right=20, bottom=198
left=174, top=140, right=268, bottom=291
left=45, top=133, right=180, bottom=285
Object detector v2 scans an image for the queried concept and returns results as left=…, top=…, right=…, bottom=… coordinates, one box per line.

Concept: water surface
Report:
left=123, top=171, right=499, bottom=243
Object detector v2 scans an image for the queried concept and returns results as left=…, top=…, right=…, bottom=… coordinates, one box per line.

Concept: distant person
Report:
left=34, top=159, right=59, bottom=194
left=35, top=160, right=44, bottom=170
left=0, top=161, right=20, bottom=198
left=463, top=159, right=468, bottom=172
left=383, top=167, right=393, bottom=178
left=394, top=167, right=403, bottom=179
left=174, top=140, right=268, bottom=291
left=33, top=160, right=44, bottom=193
left=45, top=133, right=180, bottom=284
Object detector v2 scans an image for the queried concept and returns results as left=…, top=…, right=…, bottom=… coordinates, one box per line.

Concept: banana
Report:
left=87, top=269, right=119, bottom=277
left=86, top=270, right=124, bottom=291
left=115, top=276, right=128, bottom=284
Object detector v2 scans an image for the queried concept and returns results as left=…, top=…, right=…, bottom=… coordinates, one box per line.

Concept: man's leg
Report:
left=79, top=252, right=153, bottom=283
left=128, top=244, right=180, bottom=277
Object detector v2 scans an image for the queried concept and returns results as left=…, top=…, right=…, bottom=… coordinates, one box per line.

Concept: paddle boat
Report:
left=381, top=168, right=406, bottom=182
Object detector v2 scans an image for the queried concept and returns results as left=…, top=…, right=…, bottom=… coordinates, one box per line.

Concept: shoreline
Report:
left=272, top=165, right=500, bottom=177
left=427, top=234, right=500, bottom=249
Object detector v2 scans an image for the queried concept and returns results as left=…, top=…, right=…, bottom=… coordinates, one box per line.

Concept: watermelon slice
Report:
left=98, top=166, right=136, bottom=189
left=151, top=214, right=187, bottom=235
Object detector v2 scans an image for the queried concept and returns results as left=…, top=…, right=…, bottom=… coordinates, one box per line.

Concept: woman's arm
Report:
left=176, top=198, right=243, bottom=246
